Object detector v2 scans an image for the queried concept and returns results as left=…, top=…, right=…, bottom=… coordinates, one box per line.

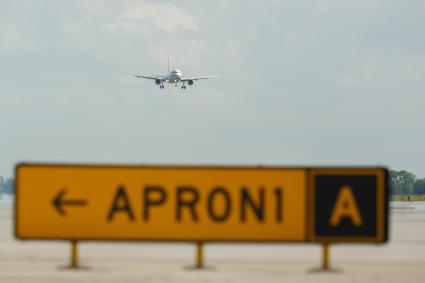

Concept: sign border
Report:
left=15, top=163, right=388, bottom=243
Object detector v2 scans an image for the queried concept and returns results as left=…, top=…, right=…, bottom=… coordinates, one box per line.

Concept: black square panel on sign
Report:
left=314, top=175, right=377, bottom=238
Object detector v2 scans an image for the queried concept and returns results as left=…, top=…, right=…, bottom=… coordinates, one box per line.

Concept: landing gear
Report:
left=181, top=85, right=187, bottom=90
left=159, top=85, right=164, bottom=89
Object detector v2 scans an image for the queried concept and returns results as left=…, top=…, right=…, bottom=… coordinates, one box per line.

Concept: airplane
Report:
left=127, top=58, right=219, bottom=90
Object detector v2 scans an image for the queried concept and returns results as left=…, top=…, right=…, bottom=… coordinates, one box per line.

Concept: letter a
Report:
left=107, top=186, right=135, bottom=222
left=329, top=185, right=363, bottom=227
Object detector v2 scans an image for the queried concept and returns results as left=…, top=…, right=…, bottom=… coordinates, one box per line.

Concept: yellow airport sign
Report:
left=15, top=164, right=388, bottom=243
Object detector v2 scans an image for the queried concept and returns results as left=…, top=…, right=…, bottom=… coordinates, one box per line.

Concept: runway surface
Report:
left=1, top=196, right=424, bottom=283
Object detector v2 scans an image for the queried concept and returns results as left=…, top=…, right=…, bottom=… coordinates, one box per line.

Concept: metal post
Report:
left=322, top=243, right=330, bottom=270
left=196, top=242, right=204, bottom=268
left=71, top=240, right=78, bottom=268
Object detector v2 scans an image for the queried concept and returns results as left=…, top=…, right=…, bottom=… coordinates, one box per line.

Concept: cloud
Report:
left=107, top=2, right=198, bottom=34
left=62, top=1, right=198, bottom=35
left=0, top=24, right=26, bottom=53
left=60, top=1, right=205, bottom=70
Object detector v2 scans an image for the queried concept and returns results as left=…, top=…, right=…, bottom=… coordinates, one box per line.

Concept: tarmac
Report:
left=1, top=196, right=424, bottom=283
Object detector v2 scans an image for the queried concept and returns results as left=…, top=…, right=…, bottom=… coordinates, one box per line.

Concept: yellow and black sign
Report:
left=309, top=169, right=388, bottom=242
left=15, top=164, right=388, bottom=243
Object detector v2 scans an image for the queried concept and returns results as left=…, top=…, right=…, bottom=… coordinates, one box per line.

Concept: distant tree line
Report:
left=0, top=175, right=15, bottom=194
left=0, top=170, right=424, bottom=196
left=390, top=170, right=425, bottom=195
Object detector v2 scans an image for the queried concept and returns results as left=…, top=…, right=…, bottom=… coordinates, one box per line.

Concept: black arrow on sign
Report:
left=52, top=189, right=88, bottom=216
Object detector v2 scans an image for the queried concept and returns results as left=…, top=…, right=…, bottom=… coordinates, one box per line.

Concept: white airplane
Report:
left=127, top=58, right=219, bottom=90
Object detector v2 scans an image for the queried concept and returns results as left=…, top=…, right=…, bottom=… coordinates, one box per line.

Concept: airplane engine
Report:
left=155, top=79, right=161, bottom=85
left=188, top=80, right=194, bottom=85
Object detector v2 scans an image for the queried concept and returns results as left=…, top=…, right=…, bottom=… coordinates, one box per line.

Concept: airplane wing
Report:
left=125, top=73, right=166, bottom=80
left=181, top=75, right=220, bottom=81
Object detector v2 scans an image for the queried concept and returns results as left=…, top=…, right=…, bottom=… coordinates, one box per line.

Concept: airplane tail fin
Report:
left=168, top=57, right=170, bottom=73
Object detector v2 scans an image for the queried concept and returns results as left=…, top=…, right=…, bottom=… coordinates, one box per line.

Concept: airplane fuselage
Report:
left=166, top=69, right=182, bottom=84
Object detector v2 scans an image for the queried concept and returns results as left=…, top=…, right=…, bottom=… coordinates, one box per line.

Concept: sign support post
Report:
left=71, top=240, right=79, bottom=268
left=196, top=242, right=204, bottom=268
left=322, top=243, right=329, bottom=270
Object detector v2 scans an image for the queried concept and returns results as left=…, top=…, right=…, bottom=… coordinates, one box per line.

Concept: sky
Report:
left=1, top=0, right=425, bottom=178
